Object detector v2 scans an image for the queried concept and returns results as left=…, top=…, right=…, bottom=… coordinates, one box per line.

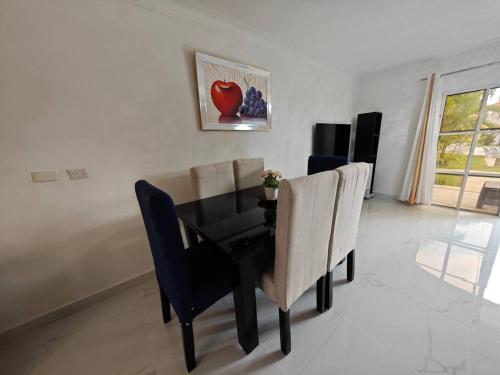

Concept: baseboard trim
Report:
left=0, top=269, right=155, bottom=343
left=371, top=192, right=398, bottom=200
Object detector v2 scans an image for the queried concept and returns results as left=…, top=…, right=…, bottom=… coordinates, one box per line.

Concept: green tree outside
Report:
left=437, top=91, right=483, bottom=168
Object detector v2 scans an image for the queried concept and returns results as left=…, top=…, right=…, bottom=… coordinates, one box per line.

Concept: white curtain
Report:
left=399, top=73, right=442, bottom=205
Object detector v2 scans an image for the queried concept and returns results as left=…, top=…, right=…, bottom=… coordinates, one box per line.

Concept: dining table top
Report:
left=175, top=185, right=276, bottom=261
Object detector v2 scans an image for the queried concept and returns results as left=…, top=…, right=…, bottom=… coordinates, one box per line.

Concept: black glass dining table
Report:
left=175, top=185, right=276, bottom=354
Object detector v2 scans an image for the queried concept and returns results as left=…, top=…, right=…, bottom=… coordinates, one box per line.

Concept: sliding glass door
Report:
left=431, top=86, right=500, bottom=215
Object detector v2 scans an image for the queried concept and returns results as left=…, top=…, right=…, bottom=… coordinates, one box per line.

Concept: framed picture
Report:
left=195, top=51, right=271, bottom=131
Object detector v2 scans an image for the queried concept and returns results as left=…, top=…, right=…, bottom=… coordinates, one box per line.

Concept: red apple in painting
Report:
left=210, top=80, right=243, bottom=115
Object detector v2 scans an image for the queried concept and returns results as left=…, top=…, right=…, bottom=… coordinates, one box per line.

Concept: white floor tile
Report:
left=2, top=197, right=500, bottom=374
left=297, top=317, right=417, bottom=375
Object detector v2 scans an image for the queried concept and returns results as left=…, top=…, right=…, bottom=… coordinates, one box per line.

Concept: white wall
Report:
left=354, top=39, right=500, bottom=197
left=0, top=0, right=354, bottom=332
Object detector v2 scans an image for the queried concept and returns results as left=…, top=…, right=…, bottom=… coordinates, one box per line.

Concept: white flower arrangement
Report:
left=261, top=169, right=282, bottom=188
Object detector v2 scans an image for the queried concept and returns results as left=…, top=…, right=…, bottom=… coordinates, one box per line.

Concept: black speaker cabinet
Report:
left=353, top=112, right=382, bottom=194
left=313, top=123, right=351, bottom=157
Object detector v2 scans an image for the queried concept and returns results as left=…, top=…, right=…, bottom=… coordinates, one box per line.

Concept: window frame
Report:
left=434, top=83, right=500, bottom=213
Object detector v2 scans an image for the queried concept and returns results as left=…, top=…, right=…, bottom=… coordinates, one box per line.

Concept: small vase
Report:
left=264, top=187, right=278, bottom=200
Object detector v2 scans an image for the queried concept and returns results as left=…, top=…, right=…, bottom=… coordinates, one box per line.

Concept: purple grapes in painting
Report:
left=238, top=86, right=267, bottom=118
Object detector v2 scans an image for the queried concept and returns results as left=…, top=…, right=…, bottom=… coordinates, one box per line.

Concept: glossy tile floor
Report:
left=2, top=197, right=500, bottom=374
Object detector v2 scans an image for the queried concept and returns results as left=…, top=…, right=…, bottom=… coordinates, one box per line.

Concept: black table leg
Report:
left=183, top=223, right=199, bottom=247
left=232, top=255, right=259, bottom=354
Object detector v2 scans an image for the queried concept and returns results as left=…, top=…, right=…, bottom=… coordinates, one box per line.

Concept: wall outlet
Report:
left=31, top=170, right=58, bottom=183
left=67, top=168, right=89, bottom=180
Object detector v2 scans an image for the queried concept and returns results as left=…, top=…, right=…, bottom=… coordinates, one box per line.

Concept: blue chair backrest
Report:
left=135, top=180, right=193, bottom=322
left=308, top=155, right=348, bottom=175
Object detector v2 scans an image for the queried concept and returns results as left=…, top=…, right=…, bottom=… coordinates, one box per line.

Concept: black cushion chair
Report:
left=307, top=155, right=348, bottom=175
left=135, top=180, right=234, bottom=372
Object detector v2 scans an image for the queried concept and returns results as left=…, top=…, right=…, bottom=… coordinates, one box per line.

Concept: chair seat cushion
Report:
left=187, top=241, right=233, bottom=316
left=259, top=268, right=277, bottom=304
left=255, top=247, right=278, bottom=304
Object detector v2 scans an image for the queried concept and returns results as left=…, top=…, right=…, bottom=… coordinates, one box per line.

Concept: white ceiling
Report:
left=191, top=0, right=500, bottom=74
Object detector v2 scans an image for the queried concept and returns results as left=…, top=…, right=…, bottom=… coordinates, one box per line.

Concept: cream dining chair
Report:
left=256, top=170, right=339, bottom=355
left=324, top=163, right=369, bottom=310
left=233, top=158, right=264, bottom=190
left=190, top=161, right=236, bottom=199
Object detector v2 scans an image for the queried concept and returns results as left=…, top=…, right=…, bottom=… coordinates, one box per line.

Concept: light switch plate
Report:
left=67, top=168, right=89, bottom=180
left=31, top=170, right=58, bottom=183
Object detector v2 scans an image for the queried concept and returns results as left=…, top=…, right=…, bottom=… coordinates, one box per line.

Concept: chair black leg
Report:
left=181, top=322, right=196, bottom=372
left=347, top=249, right=355, bottom=282
left=324, top=270, right=333, bottom=310
left=279, top=308, right=291, bottom=355
left=159, top=288, right=171, bottom=323
left=316, top=276, right=326, bottom=313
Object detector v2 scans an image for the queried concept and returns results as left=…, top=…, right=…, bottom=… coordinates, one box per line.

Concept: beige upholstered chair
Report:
left=325, top=163, right=369, bottom=310
left=233, top=158, right=264, bottom=190
left=190, top=161, right=236, bottom=199
left=257, top=170, right=339, bottom=355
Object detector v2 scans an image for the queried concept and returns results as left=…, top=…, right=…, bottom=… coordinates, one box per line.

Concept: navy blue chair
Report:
left=307, top=155, right=349, bottom=175
left=135, top=180, right=233, bottom=372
